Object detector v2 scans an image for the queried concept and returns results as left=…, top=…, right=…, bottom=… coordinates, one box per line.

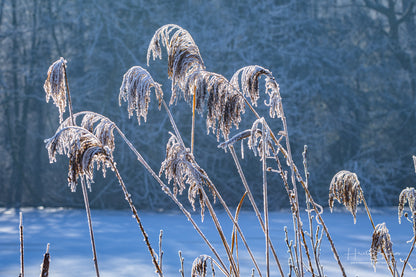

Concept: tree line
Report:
left=0, top=0, right=414, bottom=209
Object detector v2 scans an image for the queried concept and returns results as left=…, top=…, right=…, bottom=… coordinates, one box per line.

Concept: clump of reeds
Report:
left=42, top=24, right=416, bottom=277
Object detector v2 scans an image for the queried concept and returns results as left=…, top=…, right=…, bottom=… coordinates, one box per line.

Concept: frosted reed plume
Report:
left=147, top=24, right=205, bottom=104
left=191, top=255, right=215, bottom=277
left=329, top=170, right=364, bottom=223
left=230, top=65, right=282, bottom=119
left=184, top=71, right=245, bottom=140
left=45, top=125, right=113, bottom=192
left=119, top=66, right=163, bottom=124
left=159, top=132, right=215, bottom=219
left=370, top=223, right=395, bottom=271
left=43, top=57, right=68, bottom=123
left=398, top=187, right=416, bottom=235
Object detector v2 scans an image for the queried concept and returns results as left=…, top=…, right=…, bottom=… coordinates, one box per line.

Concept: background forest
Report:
left=1, top=0, right=415, bottom=210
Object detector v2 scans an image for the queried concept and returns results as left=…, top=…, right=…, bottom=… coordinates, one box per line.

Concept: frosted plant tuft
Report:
left=329, top=170, right=364, bottom=223
left=191, top=255, right=215, bottom=277
left=159, top=133, right=215, bottom=220
left=147, top=24, right=205, bottom=104
left=43, top=57, right=68, bottom=123
left=231, top=65, right=282, bottom=119
left=370, top=223, right=395, bottom=271
left=44, top=126, right=113, bottom=192
left=119, top=66, right=163, bottom=125
left=398, top=187, right=416, bottom=235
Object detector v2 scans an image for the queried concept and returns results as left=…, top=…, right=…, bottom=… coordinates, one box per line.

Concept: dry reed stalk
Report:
left=231, top=65, right=306, bottom=276
left=45, top=122, right=164, bottom=276
left=160, top=130, right=265, bottom=276
left=225, top=63, right=347, bottom=276
left=19, top=212, right=24, bottom=277
left=230, top=192, right=247, bottom=273
left=45, top=58, right=101, bottom=276
left=227, top=145, right=285, bottom=277
left=110, top=123, right=230, bottom=275
left=302, top=145, right=319, bottom=276
left=81, top=177, right=100, bottom=277
left=159, top=230, right=164, bottom=273
left=40, top=243, right=50, bottom=277
left=159, top=133, right=239, bottom=275
left=179, top=251, right=185, bottom=277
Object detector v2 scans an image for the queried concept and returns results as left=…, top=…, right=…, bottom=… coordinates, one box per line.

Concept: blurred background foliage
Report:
left=0, top=0, right=415, bottom=210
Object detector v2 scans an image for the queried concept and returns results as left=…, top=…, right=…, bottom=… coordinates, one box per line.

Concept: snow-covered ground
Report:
left=0, top=207, right=414, bottom=276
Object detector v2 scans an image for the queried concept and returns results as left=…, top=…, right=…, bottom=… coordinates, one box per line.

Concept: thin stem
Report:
left=191, top=89, right=196, bottom=154
left=109, top=159, right=163, bottom=276
left=262, top=128, right=270, bottom=277
left=303, top=146, right=319, bottom=276
left=63, top=63, right=74, bottom=126
left=80, top=178, right=100, bottom=277
left=240, top=92, right=305, bottom=275
left=401, top=237, right=415, bottom=277
left=162, top=100, right=184, bottom=146
left=19, top=212, right=24, bottom=277
left=200, top=187, right=239, bottom=276
left=162, top=99, right=257, bottom=275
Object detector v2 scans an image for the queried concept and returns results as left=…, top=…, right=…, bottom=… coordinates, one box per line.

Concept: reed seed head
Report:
left=44, top=57, right=68, bottom=123
left=180, top=70, right=246, bottom=141
left=119, top=66, right=163, bottom=125
left=191, top=255, right=215, bottom=277
left=398, top=187, right=416, bottom=234
left=329, top=170, right=364, bottom=223
left=45, top=125, right=113, bottom=192
left=370, top=223, right=395, bottom=271
left=147, top=24, right=205, bottom=102
left=248, top=118, right=274, bottom=159
left=159, top=133, right=215, bottom=220
left=231, top=65, right=282, bottom=119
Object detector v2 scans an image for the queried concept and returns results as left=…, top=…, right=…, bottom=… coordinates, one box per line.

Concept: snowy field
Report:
left=0, top=207, right=414, bottom=276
